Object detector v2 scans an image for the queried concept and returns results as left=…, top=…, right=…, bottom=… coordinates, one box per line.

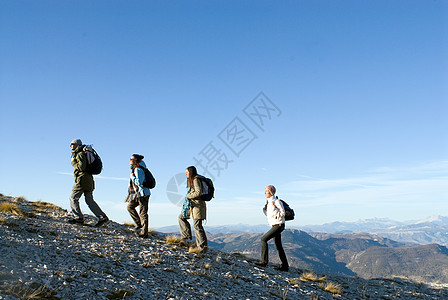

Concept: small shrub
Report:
left=1, top=282, right=58, bottom=299
left=166, top=235, right=185, bottom=246
left=299, top=272, right=325, bottom=283
left=288, top=278, right=300, bottom=285
left=14, top=196, right=27, bottom=202
left=0, top=202, right=25, bottom=216
left=31, top=201, right=66, bottom=213
left=322, top=282, right=342, bottom=295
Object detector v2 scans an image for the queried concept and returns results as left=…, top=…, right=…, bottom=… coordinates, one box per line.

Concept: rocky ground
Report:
left=1, top=194, right=448, bottom=299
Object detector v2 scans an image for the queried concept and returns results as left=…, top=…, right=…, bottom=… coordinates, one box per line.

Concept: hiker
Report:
left=178, top=166, right=208, bottom=253
left=255, top=185, right=289, bottom=271
left=127, top=154, right=151, bottom=238
left=68, top=139, right=109, bottom=227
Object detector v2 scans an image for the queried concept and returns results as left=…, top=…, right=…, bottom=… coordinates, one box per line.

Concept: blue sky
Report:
left=1, top=0, right=447, bottom=228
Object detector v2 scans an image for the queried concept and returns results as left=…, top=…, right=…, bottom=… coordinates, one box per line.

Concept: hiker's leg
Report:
left=139, top=196, right=150, bottom=235
left=70, top=190, right=84, bottom=220
left=260, top=225, right=280, bottom=264
left=84, top=191, right=107, bottom=219
left=273, top=224, right=288, bottom=268
left=178, top=214, right=192, bottom=240
left=127, top=197, right=141, bottom=228
left=193, top=219, right=207, bottom=249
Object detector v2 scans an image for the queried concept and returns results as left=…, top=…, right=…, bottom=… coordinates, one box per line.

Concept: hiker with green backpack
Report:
left=127, top=154, right=155, bottom=238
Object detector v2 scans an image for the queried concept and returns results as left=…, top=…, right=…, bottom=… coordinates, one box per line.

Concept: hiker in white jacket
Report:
left=255, top=185, right=289, bottom=271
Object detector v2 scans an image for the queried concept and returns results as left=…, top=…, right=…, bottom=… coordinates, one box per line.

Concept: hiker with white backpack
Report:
left=68, top=139, right=109, bottom=227
left=126, top=154, right=155, bottom=238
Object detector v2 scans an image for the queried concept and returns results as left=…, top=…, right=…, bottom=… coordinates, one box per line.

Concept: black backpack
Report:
left=139, top=166, right=156, bottom=189
left=281, top=199, right=295, bottom=221
left=84, top=145, right=102, bottom=175
left=200, top=176, right=214, bottom=201
left=263, top=197, right=295, bottom=221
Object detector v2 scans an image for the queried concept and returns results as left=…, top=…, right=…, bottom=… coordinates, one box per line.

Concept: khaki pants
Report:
left=178, top=214, right=207, bottom=249
left=127, top=195, right=150, bottom=235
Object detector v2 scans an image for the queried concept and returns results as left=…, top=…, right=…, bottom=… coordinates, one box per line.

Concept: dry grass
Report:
left=299, top=272, right=326, bottom=283
left=287, top=278, right=301, bottom=285
left=166, top=235, right=186, bottom=246
left=0, top=202, right=25, bottom=216
left=321, top=282, right=343, bottom=295
left=123, top=221, right=134, bottom=227
left=1, top=282, right=58, bottom=299
left=31, top=201, right=66, bottom=213
left=204, top=263, right=212, bottom=270
left=14, top=196, right=27, bottom=202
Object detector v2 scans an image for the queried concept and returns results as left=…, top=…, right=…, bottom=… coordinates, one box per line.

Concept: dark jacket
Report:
left=71, top=145, right=94, bottom=192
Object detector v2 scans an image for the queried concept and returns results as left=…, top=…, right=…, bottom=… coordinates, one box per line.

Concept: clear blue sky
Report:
left=1, top=0, right=447, bottom=228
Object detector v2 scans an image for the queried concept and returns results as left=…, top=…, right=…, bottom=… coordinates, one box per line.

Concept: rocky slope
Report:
left=1, top=194, right=448, bottom=299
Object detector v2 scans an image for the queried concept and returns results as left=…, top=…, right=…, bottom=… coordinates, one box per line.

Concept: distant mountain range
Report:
left=157, top=215, right=448, bottom=246
left=300, top=215, right=448, bottom=246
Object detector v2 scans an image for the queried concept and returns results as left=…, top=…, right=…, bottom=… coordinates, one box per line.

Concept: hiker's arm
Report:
left=187, top=177, right=202, bottom=199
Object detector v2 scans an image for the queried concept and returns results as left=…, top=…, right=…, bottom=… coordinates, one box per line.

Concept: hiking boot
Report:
left=68, top=218, right=84, bottom=225
left=255, top=262, right=268, bottom=267
left=94, top=217, right=109, bottom=227
left=135, top=231, right=148, bottom=238
left=274, top=265, right=289, bottom=272
left=133, top=226, right=142, bottom=232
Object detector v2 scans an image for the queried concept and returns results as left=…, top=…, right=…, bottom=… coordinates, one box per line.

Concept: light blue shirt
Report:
left=130, top=161, right=151, bottom=197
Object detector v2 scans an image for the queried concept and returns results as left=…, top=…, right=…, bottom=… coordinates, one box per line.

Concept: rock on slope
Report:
left=1, top=194, right=448, bottom=299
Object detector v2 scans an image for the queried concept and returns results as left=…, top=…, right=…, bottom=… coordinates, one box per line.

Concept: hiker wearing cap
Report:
left=178, top=166, right=208, bottom=253
left=255, top=185, right=289, bottom=271
left=127, top=154, right=151, bottom=238
left=68, top=139, right=109, bottom=227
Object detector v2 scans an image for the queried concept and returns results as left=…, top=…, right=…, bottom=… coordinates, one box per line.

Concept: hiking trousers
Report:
left=127, top=195, right=150, bottom=235
left=260, top=223, right=288, bottom=268
left=70, top=190, right=107, bottom=220
left=178, top=214, right=207, bottom=249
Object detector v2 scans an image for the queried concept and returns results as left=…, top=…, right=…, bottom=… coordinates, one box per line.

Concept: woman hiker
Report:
left=127, top=154, right=151, bottom=238
left=255, top=185, right=289, bottom=271
left=178, top=166, right=208, bottom=253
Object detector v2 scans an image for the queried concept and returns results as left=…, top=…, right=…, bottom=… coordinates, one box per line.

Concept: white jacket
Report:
left=266, top=196, right=285, bottom=226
